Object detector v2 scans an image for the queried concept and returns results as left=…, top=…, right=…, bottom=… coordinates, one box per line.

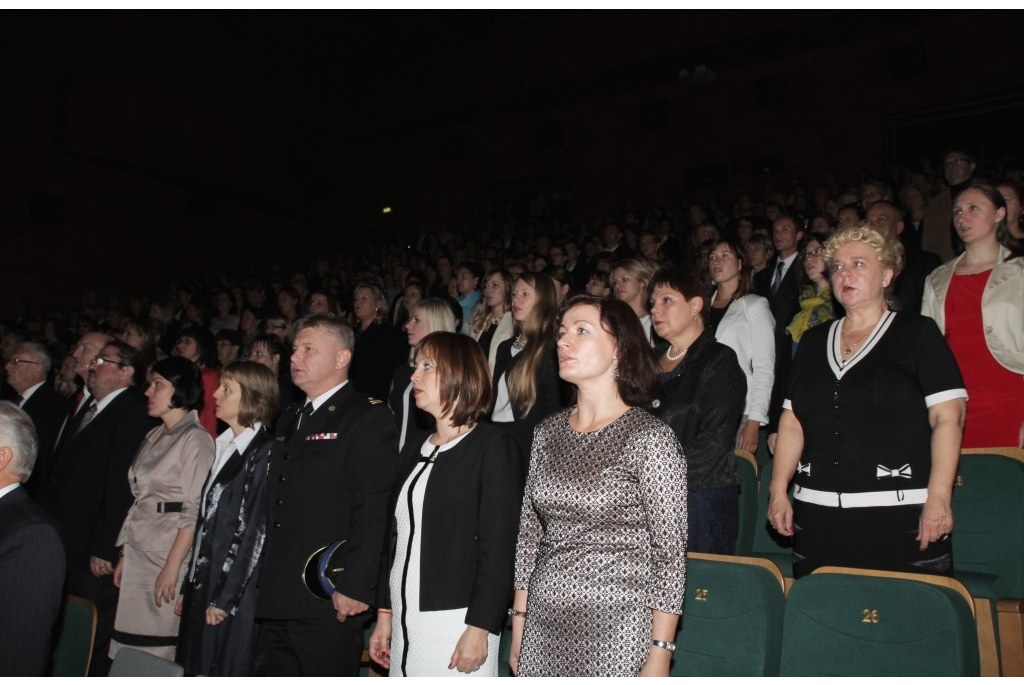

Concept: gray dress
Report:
left=514, top=407, right=688, bottom=676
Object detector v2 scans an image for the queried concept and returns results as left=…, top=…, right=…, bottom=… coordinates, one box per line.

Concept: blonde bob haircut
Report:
left=824, top=222, right=905, bottom=282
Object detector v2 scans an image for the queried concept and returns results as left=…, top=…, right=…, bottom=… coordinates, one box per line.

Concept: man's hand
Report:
left=331, top=592, right=369, bottom=623
left=91, top=555, right=114, bottom=578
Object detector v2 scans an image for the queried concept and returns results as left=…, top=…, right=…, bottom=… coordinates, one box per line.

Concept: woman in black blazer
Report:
left=175, top=361, right=280, bottom=676
left=370, top=332, right=523, bottom=677
left=648, top=268, right=747, bottom=555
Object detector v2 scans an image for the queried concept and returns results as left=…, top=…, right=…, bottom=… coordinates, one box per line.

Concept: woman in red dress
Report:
left=923, top=183, right=1024, bottom=448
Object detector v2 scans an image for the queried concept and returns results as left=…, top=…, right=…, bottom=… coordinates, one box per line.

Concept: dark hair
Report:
left=542, top=265, right=572, bottom=290
left=837, top=202, right=864, bottom=221
left=414, top=332, right=492, bottom=427
left=455, top=261, right=483, bottom=282
left=215, top=328, right=243, bottom=348
left=177, top=326, right=216, bottom=368
left=711, top=238, right=753, bottom=301
left=649, top=267, right=711, bottom=328
left=556, top=295, right=659, bottom=407
left=105, top=339, right=145, bottom=387
left=151, top=356, right=204, bottom=410
left=242, top=333, right=287, bottom=373
left=220, top=360, right=280, bottom=427
left=953, top=182, right=1022, bottom=259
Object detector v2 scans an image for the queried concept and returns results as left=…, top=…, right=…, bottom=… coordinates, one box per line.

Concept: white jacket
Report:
left=711, top=292, right=776, bottom=426
left=922, top=246, right=1024, bottom=375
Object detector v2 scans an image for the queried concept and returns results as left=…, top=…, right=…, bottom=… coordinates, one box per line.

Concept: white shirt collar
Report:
left=94, top=386, right=129, bottom=415
left=18, top=381, right=45, bottom=405
left=308, top=381, right=348, bottom=412
left=0, top=482, right=20, bottom=500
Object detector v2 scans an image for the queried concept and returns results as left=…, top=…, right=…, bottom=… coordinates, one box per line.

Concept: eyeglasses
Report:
left=89, top=356, right=126, bottom=368
left=803, top=247, right=825, bottom=259
left=6, top=358, right=41, bottom=366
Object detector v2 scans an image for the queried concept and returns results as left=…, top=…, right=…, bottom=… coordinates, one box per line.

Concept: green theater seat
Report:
left=671, top=552, right=785, bottom=676
left=780, top=567, right=980, bottom=676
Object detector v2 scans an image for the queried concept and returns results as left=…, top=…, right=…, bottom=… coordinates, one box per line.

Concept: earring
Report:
left=612, top=362, right=619, bottom=380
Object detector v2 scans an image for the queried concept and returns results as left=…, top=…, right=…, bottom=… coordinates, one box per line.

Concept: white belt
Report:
left=794, top=485, right=928, bottom=508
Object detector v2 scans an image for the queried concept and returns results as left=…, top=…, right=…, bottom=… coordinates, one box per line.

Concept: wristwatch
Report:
left=651, top=639, right=676, bottom=652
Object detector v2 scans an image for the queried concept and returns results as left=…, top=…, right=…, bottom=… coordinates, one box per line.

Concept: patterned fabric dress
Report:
left=514, top=407, right=688, bottom=676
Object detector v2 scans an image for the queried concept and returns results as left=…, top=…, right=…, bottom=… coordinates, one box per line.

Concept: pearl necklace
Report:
left=665, top=345, right=689, bottom=361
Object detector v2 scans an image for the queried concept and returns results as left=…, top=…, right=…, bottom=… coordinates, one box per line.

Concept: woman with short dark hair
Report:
left=110, top=357, right=215, bottom=663
left=649, top=267, right=747, bottom=553
left=176, top=361, right=280, bottom=676
left=370, top=333, right=523, bottom=676
left=173, top=326, right=220, bottom=437
left=511, top=296, right=687, bottom=677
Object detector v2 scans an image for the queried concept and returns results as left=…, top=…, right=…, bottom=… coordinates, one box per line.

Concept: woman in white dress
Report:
left=370, top=332, right=523, bottom=677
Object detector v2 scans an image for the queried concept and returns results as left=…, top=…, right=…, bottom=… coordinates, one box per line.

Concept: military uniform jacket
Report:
left=255, top=383, right=400, bottom=620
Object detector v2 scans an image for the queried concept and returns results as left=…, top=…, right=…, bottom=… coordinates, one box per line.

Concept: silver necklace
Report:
left=512, top=334, right=525, bottom=351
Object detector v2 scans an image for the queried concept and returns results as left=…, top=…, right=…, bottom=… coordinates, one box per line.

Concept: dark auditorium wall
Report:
left=2, top=11, right=1022, bottom=317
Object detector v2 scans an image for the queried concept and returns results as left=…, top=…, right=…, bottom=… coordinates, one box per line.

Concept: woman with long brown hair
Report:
left=490, top=272, right=563, bottom=459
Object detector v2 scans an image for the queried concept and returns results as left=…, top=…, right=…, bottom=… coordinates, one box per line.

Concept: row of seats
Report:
left=738, top=446, right=1024, bottom=600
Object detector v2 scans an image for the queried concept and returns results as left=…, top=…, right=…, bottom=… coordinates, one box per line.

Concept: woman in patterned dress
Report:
left=510, top=296, right=688, bottom=677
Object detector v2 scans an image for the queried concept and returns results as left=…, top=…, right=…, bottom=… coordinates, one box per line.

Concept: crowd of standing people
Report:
left=1, top=148, right=1022, bottom=676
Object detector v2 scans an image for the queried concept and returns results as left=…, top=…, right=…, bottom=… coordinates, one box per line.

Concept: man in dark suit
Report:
left=43, top=339, right=155, bottom=676
left=754, top=214, right=805, bottom=444
left=256, top=314, right=399, bottom=676
left=0, top=402, right=66, bottom=675
left=4, top=342, right=68, bottom=498
left=867, top=200, right=942, bottom=313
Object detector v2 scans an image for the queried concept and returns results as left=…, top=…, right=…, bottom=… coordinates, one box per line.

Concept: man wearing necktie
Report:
left=256, top=314, right=399, bottom=676
left=42, top=340, right=155, bottom=675
left=754, top=214, right=805, bottom=443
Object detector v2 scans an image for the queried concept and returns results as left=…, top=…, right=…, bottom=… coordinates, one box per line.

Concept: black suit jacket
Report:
left=754, top=257, right=801, bottom=431
left=21, top=384, right=69, bottom=499
left=376, top=423, right=523, bottom=634
left=891, top=249, right=942, bottom=314
left=0, top=486, right=66, bottom=675
left=42, top=388, right=156, bottom=575
left=256, top=383, right=400, bottom=620
left=650, top=330, right=746, bottom=490
left=491, top=338, right=566, bottom=462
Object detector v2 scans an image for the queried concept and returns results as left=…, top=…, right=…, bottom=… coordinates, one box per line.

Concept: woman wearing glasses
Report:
left=786, top=234, right=838, bottom=356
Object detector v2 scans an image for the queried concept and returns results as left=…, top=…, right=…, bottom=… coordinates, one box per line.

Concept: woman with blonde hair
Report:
left=769, top=223, right=966, bottom=578
left=491, top=272, right=564, bottom=459
left=612, top=258, right=657, bottom=345
left=350, top=284, right=407, bottom=400
left=470, top=269, right=515, bottom=373
left=390, top=299, right=457, bottom=451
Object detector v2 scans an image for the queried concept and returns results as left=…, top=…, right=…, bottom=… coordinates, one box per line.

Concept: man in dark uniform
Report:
left=256, top=314, right=399, bottom=676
